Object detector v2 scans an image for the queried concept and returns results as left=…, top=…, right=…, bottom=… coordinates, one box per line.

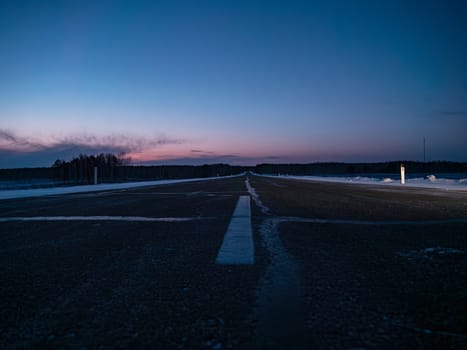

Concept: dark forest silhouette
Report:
left=52, top=153, right=127, bottom=184
left=255, top=161, right=467, bottom=176
left=47, top=154, right=245, bottom=184
left=0, top=153, right=466, bottom=186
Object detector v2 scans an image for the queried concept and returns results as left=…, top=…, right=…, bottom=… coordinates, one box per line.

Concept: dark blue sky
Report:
left=1, top=0, right=466, bottom=167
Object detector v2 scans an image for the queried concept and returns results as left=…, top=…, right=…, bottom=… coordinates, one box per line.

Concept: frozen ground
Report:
left=0, top=174, right=244, bottom=200
left=259, top=173, right=467, bottom=191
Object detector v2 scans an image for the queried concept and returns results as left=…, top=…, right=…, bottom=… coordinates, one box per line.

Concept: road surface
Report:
left=1, top=175, right=466, bottom=349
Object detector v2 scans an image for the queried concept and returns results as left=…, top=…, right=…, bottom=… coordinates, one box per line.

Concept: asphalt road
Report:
left=1, top=175, right=466, bottom=349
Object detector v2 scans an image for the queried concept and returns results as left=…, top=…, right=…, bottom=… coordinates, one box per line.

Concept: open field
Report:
left=1, top=175, right=466, bottom=349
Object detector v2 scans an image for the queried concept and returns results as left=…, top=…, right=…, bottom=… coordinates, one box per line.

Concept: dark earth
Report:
left=1, top=175, right=466, bottom=349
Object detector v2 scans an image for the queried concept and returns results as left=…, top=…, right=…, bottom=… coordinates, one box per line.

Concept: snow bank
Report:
left=257, top=174, right=467, bottom=191
left=0, top=173, right=244, bottom=200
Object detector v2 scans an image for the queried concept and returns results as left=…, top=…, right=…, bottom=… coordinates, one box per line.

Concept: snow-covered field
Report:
left=0, top=179, right=62, bottom=190
left=0, top=174, right=244, bottom=200
left=259, top=174, right=467, bottom=191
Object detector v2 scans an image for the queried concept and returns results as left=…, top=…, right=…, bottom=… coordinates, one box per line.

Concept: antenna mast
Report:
left=423, top=136, right=426, bottom=162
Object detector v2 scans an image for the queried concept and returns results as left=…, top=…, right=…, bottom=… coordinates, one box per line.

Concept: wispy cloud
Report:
left=52, top=133, right=183, bottom=154
left=135, top=154, right=243, bottom=166
left=134, top=153, right=292, bottom=166
left=0, top=129, right=185, bottom=168
left=0, top=129, right=44, bottom=152
left=0, top=130, right=15, bottom=142
left=190, top=149, right=215, bottom=154
left=0, top=129, right=183, bottom=154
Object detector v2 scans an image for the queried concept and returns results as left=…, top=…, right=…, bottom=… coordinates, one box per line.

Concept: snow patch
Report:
left=0, top=173, right=244, bottom=200
left=397, top=247, right=466, bottom=260
left=282, top=217, right=467, bottom=225
left=245, top=177, right=270, bottom=214
left=257, top=174, right=467, bottom=191
left=0, top=216, right=200, bottom=222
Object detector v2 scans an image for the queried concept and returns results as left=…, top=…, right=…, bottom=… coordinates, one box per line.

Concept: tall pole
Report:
left=423, top=137, right=426, bottom=162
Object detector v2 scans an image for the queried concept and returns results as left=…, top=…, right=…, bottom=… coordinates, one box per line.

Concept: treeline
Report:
left=1, top=157, right=466, bottom=184
left=49, top=154, right=244, bottom=183
left=254, top=161, right=467, bottom=175
left=52, top=153, right=127, bottom=184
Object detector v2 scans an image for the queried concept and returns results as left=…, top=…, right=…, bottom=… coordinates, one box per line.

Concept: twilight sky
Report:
left=1, top=0, right=466, bottom=168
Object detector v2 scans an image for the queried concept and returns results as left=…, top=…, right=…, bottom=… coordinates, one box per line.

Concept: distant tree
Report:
left=52, top=159, right=64, bottom=168
left=51, top=153, right=130, bottom=183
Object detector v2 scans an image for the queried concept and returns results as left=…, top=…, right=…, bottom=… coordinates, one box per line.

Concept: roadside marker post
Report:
left=94, top=167, right=98, bottom=185
left=400, top=164, right=405, bottom=185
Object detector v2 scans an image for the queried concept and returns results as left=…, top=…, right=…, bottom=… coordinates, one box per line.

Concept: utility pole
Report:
left=423, top=137, right=426, bottom=162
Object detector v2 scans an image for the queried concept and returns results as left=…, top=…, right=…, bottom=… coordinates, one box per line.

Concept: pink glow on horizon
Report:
left=0, top=128, right=423, bottom=166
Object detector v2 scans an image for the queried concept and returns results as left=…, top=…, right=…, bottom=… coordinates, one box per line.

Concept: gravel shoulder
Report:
left=0, top=177, right=266, bottom=349
left=249, top=176, right=467, bottom=220
left=279, top=222, right=467, bottom=349
left=250, top=175, right=467, bottom=349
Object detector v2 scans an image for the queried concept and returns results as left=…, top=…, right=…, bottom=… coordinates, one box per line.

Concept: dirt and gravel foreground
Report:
left=249, top=176, right=467, bottom=349
left=0, top=177, right=264, bottom=349
left=1, top=175, right=466, bottom=349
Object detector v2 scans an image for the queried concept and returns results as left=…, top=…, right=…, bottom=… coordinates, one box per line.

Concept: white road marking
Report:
left=216, top=196, right=254, bottom=265
left=0, top=216, right=198, bottom=222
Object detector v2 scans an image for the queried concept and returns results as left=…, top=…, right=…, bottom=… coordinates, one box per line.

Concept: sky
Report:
left=0, top=0, right=466, bottom=168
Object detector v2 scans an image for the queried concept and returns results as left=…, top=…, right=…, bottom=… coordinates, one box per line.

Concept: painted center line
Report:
left=216, top=196, right=254, bottom=265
